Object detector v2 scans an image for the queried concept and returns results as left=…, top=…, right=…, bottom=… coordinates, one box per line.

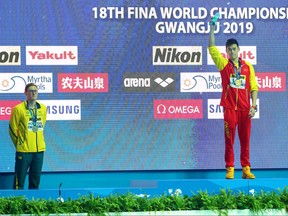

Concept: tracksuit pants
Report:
left=13, top=152, right=44, bottom=190
left=224, top=108, right=251, bottom=168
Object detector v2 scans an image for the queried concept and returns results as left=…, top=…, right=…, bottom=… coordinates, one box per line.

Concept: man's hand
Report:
left=209, top=12, right=220, bottom=26
left=249, top=107, right=256, bottom=118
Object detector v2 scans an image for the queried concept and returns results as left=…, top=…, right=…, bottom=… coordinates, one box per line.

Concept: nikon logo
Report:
left=0, top=46, right=21, bottom=65
left=153, top=46, right=202, bottom=65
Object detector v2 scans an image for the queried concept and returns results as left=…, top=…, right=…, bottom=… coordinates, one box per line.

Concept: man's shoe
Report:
left=242, top=166, right=256, bottom=179
left=226, top=167, right=234, bottom=179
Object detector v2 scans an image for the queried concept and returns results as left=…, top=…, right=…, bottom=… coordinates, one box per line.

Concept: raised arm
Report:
left=208, top=24, right=216, bottom=47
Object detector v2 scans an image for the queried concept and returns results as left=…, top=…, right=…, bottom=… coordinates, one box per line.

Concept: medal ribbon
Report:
left=233, top=60, right=241, bottom=79
left=28, top=106, right=37, bottom=126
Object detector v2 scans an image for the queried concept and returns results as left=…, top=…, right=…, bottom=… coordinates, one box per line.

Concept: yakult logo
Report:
left=26, top=46, right=78, bottom=65
left=153, top=46, right=202, bottom=65
left=207, top=46, right=257, bottom=65
left=0, top=46, right=21, bottom=65
left=154, top=99, right=202, bottom=119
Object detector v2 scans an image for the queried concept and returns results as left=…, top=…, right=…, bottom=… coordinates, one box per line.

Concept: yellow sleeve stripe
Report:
left=246, top=62, right=259, bottom=92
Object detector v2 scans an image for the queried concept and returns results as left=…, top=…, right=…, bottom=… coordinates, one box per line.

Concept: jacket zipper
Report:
left=35, top=107, right=39, bottom=152
left=225, top=85, right=230, bottom=99
left=235, top=89, right=238, bottom=110
left=36, top=131, right=39, bottom=152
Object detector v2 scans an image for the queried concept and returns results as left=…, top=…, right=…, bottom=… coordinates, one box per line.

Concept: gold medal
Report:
left=32, top=126, right=38, bottom=132
left=235, top=79, right=241, bottom=86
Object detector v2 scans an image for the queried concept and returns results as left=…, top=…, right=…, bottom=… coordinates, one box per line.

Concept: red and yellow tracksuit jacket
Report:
left=208, top=46, right=258, bottom=110
left=9, top=101, right=47, bottom=152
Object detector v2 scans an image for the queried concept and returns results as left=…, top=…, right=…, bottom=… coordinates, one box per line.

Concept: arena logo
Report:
left=154, top=77, right=174, bottom=87
left=123, top=72, right=175, bottom=92
left=0, top=73, right=53, bottom=93
left=58, top=73, right=109, bottom=92
left=153, top=46, right=202, bottom=65
left=207, top=46, right=257, bottom=65
left=39, top=100, right=81, bottom=120
left=0, top=46, right=21, bottom=66
left=26, top=46, right=78, bottom=65
left=181, top=72, right=222, bottom=92
left=124, top=78, right=150, bottom=87
left=207, top=99, right=260, bottom=119
left=0, top=100, right=21, bottom=120
left=154, top=99, right=202, bottom=119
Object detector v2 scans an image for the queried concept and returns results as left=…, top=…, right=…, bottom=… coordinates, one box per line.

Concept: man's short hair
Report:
left=25, top=83, right=38, bottom=92
left=226, top=38, right=239, bottom=48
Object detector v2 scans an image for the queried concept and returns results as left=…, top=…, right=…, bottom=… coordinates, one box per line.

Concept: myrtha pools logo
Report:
left=0, top=73, right=53, bottom=93
left=181, top=72, right=221, bottom=92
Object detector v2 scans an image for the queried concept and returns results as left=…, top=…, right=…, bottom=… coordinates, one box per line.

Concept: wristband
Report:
left=251, top=105, right=257, bottom=111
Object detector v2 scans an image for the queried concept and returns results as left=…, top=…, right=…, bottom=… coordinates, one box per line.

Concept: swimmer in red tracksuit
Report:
left=208, top=23, right=258, bottom=179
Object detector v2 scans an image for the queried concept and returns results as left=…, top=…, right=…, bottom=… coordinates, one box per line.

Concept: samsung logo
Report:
left=39, top=100, right=81, bottom=120
left=208, top=99, right=260, bottom=119
left=46, top=105, right=80, bottom=115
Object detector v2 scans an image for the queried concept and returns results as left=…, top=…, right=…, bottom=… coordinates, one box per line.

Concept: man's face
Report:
left=226, top=44, right=240, bottom=61
left=25, top=85, right=38, bottom=101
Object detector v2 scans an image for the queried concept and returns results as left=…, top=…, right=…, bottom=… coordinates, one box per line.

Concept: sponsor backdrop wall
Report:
left=0, top=0, right=287, bottom=173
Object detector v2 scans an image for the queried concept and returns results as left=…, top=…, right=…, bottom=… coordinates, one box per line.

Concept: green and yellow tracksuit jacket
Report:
left=9, top=100, right=47, bottom=152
